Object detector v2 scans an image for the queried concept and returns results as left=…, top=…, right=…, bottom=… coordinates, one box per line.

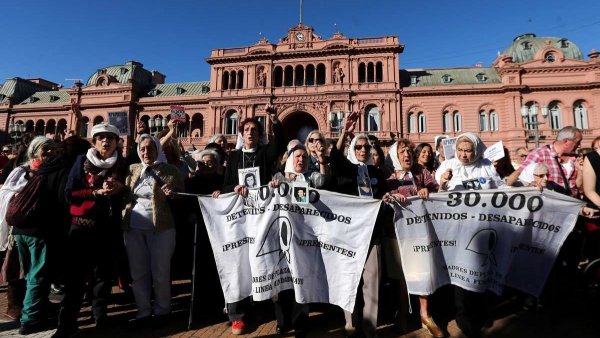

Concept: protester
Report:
left=581, top=137, right=600, bottom=280
left=10, top=136, right=63, bottom=334
left=511, top=146, right=529, bottom=170
left=330, top=112, right=385, bottom=338
left=54, top=124, right=127, bottom=338
left=493, top=147, right=515, bottom=180
left=268, top=140, right=330, bottom=334
left=435, top=132, right=503, bottom=338
left=414, top=142, right=436, bottom=174
left=122, top=134, right=183, bottom=324
left=216, top=105, right=284, bottom=335
left=304, top=130, right=329, bottom=175
left=383, top=139, right=442, bottom=337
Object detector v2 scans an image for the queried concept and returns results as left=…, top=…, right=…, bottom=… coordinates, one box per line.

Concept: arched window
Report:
left=479, top=110, right=488, bottom=131
left=417, top=112, right=426, bottom=133
left=230, top=71, right=237, bottom=89
left=81, top=116, right=90, bottom=138
left=453, top=111, right=462, bottom=132
left=358, top=63, right=366, bottom=83
left=548, top=102, right=562, bottom=130
left=442, top=111, right=451, bottom=132
left=367, top=62, right=375, bottom=83
left=273, top=66, right=283, bottom=87
left=177, top=114, right=190, bottom=138
left=316, top=63, right=326, bottom=85
left=295, top=65, right=305, bottom=86
left=407, top=112, right=415, bottom=133
left=236, top=70, right=244, bottom=89
left=305, top=64, right=315, bottom=85
left=489, top=110, right=499, bottom=131
left=365, top=105, right=380, bottom=132
left=284, top=66, right=294, bottom=87
left=46, top=119, right=57, bottom=135
left=191, top=113, right=204, bottom=137
left=225, top=110, right=238, bottom=135
left=375, top=62, right=383, bottom=82
left=574, top=101, right=589, bottom=129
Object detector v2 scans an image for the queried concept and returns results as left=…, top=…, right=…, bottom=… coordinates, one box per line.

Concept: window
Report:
left=522, top=103, right=538, bottom=130
left=81, top=116, right=90, bottom=138
left=257, top=116, right=266, bottom=131
left=295, top=65, right=305, bottom=86
left=521, top=41, right=532, bottom=50
left=176, top=87, right=186, bottom=95
left=236, top=70, right=244, bottom=89
left=120, top=67, right=128, bottom=75
left=410, top=75, right=418, bottom=85
left=284, top=66, right=294, bottom=87
left=407, top=113, right=415, bottom=133
left=222, top=71, right=230, bottom=90
left=476, top=73, right=487, bottom=82
left=442, top=74, right=452, bottom=83
left=367, top=63, right=375, bottom=83
left=358, top=63, right=366, bottom=83
left=489, top=111, right=499, bottom=131
left=418, top=112, right=426, bottom=133
left=316, top=64, right=326, bottom=85
left=375, top=62, right=383, bottom=82
left=574, top=101, right=589, bottom=129
left=365, top=105, right=380, bottom=132
left=545, top=52, right=555, bottom=63
left=225, top=110, right=238, bottom=135
left=330, top=111, right=343, bottom=132
left=479, top=111, right=488, bottom=131
left=442, top=111, right=451, bottom=132
left=453, top=111, right=462, bottom=132
left=305, top=64, right=315, bottom=86
left=548, top=102, right=562, bottom=129
left=273, top=66, right=283, bottom=87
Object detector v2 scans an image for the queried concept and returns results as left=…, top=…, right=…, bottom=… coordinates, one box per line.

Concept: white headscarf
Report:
left=455, top=132, right=486, bottom=165
left=284, top=144, right=308, bottom=175
left=346, top=134, right=373, bottom=165
left=27, top=136, right=52, bottom=162
left=137, top=134, right=168, bottom=176
left=386, top=141, right=403, bottom=171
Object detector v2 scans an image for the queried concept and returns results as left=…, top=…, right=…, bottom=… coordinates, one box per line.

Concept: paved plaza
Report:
left=1, top=279, right=600, bottom=337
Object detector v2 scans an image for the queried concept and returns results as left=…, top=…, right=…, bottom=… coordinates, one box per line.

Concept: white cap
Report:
left=91, top=123, right=120, bottom=138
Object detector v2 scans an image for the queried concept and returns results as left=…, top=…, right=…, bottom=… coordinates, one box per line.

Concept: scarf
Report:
left=137, top=134, right=168, bottom=177
left=454, top=132, right=487, bottom=181
left=85, top=147, right=118, bottom=170
left=347, top=134, right=374, bottom=197
left=284, top=145, right=308, bottom=181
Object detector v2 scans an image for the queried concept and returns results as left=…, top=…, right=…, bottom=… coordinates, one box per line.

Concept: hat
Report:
left=91, top=123, right=120, bottom=138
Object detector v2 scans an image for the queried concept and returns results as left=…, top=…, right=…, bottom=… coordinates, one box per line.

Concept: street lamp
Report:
left=329, top=110, right=346, bottom=134
left=148, top=116, right=168, bottom=135
left=520, top=103, right=549, bottom=148
left=8, top=122, right=25, bottom=144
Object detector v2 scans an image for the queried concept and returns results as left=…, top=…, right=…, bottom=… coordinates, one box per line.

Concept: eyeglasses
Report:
left=354, top=144, right=372, bottom=151
left=96, top=134, right=116, bottom=141
left=307, top=137, right=324, bottom=143
left=533, top=173, right=550, bottom=178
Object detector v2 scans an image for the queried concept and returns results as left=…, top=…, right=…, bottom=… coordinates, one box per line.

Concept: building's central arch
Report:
left=281, top=111, right=319, bottom=143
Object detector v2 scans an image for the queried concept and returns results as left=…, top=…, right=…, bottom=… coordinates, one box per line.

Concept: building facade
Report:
left=1, top=25, right=600, bottom=156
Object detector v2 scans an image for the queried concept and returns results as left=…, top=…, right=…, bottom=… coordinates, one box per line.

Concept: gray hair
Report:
left=27, top=136, right=52, bottom=161
left=533, top=163, right=549, bottom=173
left=556, top=126, right=581, bottom=141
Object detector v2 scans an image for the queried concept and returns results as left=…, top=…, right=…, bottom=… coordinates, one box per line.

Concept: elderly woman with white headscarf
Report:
left=434, top=132, right=503, bottom=338
left=329, top=112, right=385, bottom=338
left=435, top=132, right=503, bottom=192
left=382, top=138, right=443, bottom=336
left=121, top=134, right=184, bottom=323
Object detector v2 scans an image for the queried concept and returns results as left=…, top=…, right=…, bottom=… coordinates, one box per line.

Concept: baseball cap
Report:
left=91, top=123, right=120, bottom=138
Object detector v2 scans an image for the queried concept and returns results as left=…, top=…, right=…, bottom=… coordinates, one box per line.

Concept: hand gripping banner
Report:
left=392, top=187, right=584, bottom=297
left=197, top=184, right=382, bottom=312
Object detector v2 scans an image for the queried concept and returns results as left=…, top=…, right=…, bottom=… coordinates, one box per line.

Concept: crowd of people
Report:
left=0, top=106, right=599, bottom=338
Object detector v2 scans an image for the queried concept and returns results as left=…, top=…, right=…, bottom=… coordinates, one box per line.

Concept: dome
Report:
left=502, top=33, right=583, bottom=63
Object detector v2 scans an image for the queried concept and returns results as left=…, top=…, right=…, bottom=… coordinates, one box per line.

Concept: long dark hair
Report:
left=414, top=142, right=435, bottom=172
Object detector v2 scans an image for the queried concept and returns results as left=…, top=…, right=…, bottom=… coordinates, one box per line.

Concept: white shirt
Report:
left=435, top=158, right=504, bottom=191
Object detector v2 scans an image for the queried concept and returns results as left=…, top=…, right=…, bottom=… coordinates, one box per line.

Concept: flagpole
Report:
left=299, top=0, right=303, bottom=24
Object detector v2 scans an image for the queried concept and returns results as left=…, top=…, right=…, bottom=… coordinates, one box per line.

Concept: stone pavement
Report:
left=2, top=280, right=600, bottom=337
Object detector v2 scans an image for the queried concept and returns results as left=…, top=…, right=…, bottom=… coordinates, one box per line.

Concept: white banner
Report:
left=392, top=187, right=584, bottom=297
left=197, top=185, right=382, bottom=312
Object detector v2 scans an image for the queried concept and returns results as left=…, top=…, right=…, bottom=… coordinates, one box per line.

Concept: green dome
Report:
left=502, top=33, right=583, bottom=63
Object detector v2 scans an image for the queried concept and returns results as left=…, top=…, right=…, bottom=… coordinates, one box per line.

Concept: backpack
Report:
left=5, top=172, right=45, bottom=228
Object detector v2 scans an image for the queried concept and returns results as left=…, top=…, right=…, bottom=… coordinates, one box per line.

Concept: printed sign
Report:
left=442, top=138, right=457, bottom=160
left=483, top=141, right=505, bottom=162
left=108, top=111, right=129, bottom=136
left=170, top=105, right=186, bottom=122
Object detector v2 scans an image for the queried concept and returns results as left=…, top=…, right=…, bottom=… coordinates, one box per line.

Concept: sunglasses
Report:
left=533, top=173, right=550, bottom=178
left=354, top=144, right=372, bottom=151
left=1, top=150, right=9, bottom=154
left=307, top=137, right=324, bottom=143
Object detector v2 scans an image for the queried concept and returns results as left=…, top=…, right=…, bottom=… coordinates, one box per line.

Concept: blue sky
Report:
left=2, top=0, right=599, bottom=86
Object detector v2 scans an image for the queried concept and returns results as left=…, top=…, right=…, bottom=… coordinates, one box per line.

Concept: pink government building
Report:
left=1, top=24, right=599, bottom=156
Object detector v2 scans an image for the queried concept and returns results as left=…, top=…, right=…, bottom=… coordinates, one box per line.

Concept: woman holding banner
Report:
left=434, top=132, right=503, bottom=338
left=382, top=139, right=442, bottom=337
left=329, top=112, right=385, bottom=338
left=217, top=105, right=285, bottom=335
left=268, top=139, right=329, bottom=334
left=121, top=134, right=183, bottom=324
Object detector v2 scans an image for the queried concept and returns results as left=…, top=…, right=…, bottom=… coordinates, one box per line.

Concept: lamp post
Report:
left=329, top=110, right=346, bottom=135
left=8, top=122, right=25, bottom=144
left=148, top=116, right=168, bottom=135
left=520, top=104, right=548, bottom=148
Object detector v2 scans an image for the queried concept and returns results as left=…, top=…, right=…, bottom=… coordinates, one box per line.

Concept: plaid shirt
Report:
left=520, top=144, right=578, bottom=197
